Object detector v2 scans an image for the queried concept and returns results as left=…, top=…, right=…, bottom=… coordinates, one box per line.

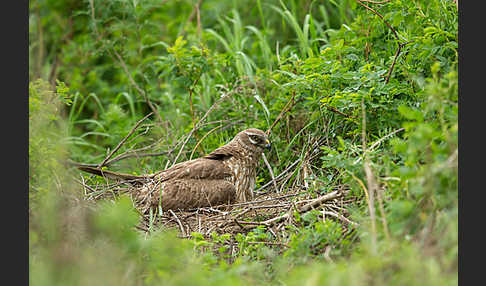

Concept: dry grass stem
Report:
left=171, top=90, right=235, bottom=167
left=262, top=152, right=279, bottom=194
left=190, top=125, right=222, bottom=160
left=361, top=97, right=379, bottom=254
left=98, top=112, right=154, bottom=168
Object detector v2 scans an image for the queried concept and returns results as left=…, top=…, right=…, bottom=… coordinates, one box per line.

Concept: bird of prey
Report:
left=78, top=128, right=271, bottom=212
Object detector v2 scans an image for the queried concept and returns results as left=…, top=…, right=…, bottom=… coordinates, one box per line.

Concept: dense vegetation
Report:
left=29, top=0, right=458, bottom=285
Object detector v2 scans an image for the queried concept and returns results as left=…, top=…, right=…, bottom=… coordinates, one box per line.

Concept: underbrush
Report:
left=30, top=0, right=457, bottom=285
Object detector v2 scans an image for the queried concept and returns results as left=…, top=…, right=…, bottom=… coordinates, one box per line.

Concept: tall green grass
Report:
left=30, top=0, right=457, bottom=285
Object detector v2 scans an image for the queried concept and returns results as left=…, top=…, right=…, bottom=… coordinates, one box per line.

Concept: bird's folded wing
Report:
left=154, top=158, right=233, bottom=181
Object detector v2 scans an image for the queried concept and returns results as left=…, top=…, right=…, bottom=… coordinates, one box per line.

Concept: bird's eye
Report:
left=249, top=135, right=261, bottom=143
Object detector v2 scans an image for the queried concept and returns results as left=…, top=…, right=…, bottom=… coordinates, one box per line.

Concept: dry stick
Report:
left=262, top=153, right=279, bottom=194
left=106, top=150, right=171, bottom=166
left=242, top=190, right=344, bottom=229
left=171, top=90, right=234, bottom=167
left=264, top=191, right=342, bottom=225
left=369, top=127, right=405, bottom=150
left=255, top=158, right=302, bottom=193
left=74, top=177, right=97, bottom=195
left=179, top=0, right=204, bottom=37
left=361, top=97, right=378, bottom=254
left=105, top=135, right=178, bottom=165
left=356, top=0, right=411, bottom=84
left=357, top=0, right=399, bottom=41
left=112, top=50, right=163, bottom=123
left=189, top=125, right=222, bottom=160
left=325, top=105, right=357, bottom=119
left=354, top=127, right=405, bottom=164
left=189, top=120, right=245, bottom=160
left=236, top=221, right=269, bottom=226
left=80, top=175, right=87, bottom=197
left=323, top=246, right=333, bottom=262
left=385, top=43, right=403, bottom=84
left=247, top=204, right=290, bottom=210
left=194, top=192, right=306, bottom=210
left=266, top=91, right=296, bottom=135
left=169, top=210, right=186, bottom=237
left=375, top=186, right=390, bottom=239
left=97, top=112, right=154, bottom=168
left=68, top=149, right=174, bottom=168
left=257, top=137, right=324, bottom=195
left=322, top=211, right=358, bottom=226
left=363, top=125, right=392, bottom=239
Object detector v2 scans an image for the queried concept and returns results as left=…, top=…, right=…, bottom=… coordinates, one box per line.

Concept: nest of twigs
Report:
left=81, top=175, right=357, bottom=242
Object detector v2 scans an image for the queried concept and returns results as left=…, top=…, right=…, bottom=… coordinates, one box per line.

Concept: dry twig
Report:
left=266, top=92, right=297, bottom=135
left=262, top=153, right=279, bottom=194
left=171, top=90, right=235, bottom=167
left=356, top=0, right=413, bottom=84
left=88, top=0, right=163, bottom=123
left=98, top=112, right=154, bottom=168
left=169, top=209, right=186, bottom=237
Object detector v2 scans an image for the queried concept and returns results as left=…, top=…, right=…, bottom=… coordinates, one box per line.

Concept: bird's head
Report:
left=236, top=128, right=271, bottom=153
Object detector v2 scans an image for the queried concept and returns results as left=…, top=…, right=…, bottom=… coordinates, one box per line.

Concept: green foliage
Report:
left=284, top=215, right=347, bottom=261
left=29, top=79, right=70, bottom=201
left=30, top=0, right=458, bottom=285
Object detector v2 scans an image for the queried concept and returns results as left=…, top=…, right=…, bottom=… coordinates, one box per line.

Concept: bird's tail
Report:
left=78, top=166, right=149, bottom=181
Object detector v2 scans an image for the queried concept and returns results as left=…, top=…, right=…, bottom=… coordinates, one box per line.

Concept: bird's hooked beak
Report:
left=264, top=138, right=271, bottom=150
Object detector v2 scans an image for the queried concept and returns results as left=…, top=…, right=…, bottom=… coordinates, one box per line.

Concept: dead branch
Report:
left=354, top=127, right=405, bottom=164
left=262, top=153, right=279, bottom=194
left=169, top=209, right=186, bottom=237
left=188, top=120, right=244, bottom=160
left=112, top=50, right=163, bottom=122
left=266, top=92, right=297, bottom=135
left=179, top=0, right=204, bottom=37
left=244, top=190, right=344, bottom=229
left=325, top=105, right=357, bottom=119
left=255, top=158, right=302, bottom=194
left=171, top=90, right=235, bottom=167
left=356, top=0, right=413, bottom=84
left=98, top=112, right=154, bottom=168
left=322, top=211, right=358, bottom=226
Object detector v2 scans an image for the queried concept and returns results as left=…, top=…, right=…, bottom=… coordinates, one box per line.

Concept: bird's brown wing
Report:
left=152, top=179, right=236, bottom=210
left=133, top=158, right=236, bottom=211
left=153, top=157, right=233, bottom=182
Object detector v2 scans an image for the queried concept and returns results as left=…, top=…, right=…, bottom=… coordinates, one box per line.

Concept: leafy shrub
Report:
left=29, top=0, right=457, bottom=285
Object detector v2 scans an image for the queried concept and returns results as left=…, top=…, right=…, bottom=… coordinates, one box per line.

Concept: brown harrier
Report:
left=79, top=128, right=271, bottom=212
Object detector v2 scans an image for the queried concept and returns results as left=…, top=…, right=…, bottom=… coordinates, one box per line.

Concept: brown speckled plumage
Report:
left=78, top=128, right=271, bottom=212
